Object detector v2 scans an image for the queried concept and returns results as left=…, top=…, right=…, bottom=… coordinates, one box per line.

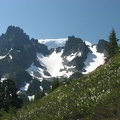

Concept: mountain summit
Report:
left=0, top=26, right=107, bottom=96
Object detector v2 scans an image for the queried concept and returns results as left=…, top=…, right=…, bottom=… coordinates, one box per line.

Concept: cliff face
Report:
left=97, top=39, right=108, bottom=53
left=61, top=36, right=90, bottom=71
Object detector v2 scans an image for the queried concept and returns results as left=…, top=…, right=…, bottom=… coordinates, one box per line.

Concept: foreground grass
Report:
left=2, top=53, right=120, bottom=120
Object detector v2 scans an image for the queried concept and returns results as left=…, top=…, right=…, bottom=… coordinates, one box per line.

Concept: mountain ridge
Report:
left=0, top=26, right=107, bottom=97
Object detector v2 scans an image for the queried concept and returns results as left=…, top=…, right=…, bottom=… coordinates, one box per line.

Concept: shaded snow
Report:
left=38, top=38, right=68, bottom=50
left=40, top=86, right=43, bottom=91
left=17, top=50, right=20, bottom=52
left=20, top=82, right=30, bottom=91
left=0, top=48, right=13, bottom=60
left=26, top=63, right=50, bottom=81
left=0, top=55, right=6, bottom=59
left=9, top=54, right=12, bottom=60
left=83, top=45, right=105, bottom=74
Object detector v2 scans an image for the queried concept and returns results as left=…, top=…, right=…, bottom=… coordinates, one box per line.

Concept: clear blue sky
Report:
left=0, top=0, right=120, bottom=44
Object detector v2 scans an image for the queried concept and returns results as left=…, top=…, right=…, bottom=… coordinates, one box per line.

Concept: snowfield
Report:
left=38, top=50, right=63, bottom=77
left=38, top=49, right=74, bottom=78
left=83, top=45, right=105, bottom=74
left=27, top=38, right=105, bottom=78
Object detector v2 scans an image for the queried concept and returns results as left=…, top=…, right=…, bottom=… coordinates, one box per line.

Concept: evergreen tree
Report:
left=34, top=91, right=45, bottom=100
left=106, top=28, right=119, bottom=57
left=51, top=78, right=60, bottom=90
left=0, top=79, right=23, bottom=111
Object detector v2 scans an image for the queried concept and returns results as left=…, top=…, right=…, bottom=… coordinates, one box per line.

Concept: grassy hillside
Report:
left=2, top=53, right=120, bottom=120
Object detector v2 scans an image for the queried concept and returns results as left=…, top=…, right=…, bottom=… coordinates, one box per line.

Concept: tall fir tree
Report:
left=0, top=79, right=23, bottom=111
left=106, top=28, right=119, bottom=58
left=51, top=78, right=59, bottom=90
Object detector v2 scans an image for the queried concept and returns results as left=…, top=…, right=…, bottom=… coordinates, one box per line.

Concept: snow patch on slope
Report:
left=83, top=45, right=105, bottom=74
left=20, top=82, right=30, bottom=91
left=66, top=52, right=82, bottom=61
left=38, top=38, right=68, bottom=49
left=26, top=63, right=51, bottom=81
left=38, top=49, right=74, bottom=78
left=38, top=50, right=63, bottom=77
left=0, top=48, right=13, bottom=60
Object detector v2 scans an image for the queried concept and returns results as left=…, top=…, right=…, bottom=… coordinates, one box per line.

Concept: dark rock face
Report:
left=0, top=26, right=50, bottom=94
left=0, top=26, right=36, bottom=73
left=97, top=39, right=108, bottom=53
left=62, top=36, right=84, bottom=56
left=18, top=92, right=29, bottom=105
left=31, top=38, right=49, bottom=56
left=61, top=36, right=90, bottom=71
left=62, top=36, right=90, bottom=60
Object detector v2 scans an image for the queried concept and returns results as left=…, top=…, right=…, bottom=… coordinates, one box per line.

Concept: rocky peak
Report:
left=0, top=26, right=31, bottom=55
left=62, top=36, right=90, bottom=60
left=62, top=36, right=82, bottom=56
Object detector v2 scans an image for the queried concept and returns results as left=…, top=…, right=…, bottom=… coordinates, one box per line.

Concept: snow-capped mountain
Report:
left=38, top=38, right=67, bottom=50
left=42, top=38, right=105, bottom=74
left=26, top=36, right=105, bottom=80
left=0, top=26, right=107, bottom=96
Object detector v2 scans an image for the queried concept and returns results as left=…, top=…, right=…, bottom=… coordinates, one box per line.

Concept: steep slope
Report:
left=13, top=52, right=120, bottom=120
left=83, top=45, right=105, bottom=74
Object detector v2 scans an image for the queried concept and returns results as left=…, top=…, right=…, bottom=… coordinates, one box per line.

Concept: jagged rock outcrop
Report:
left=61, top=36, right=90, bottom=71
left=97, top=39, right=108, bottom=53
left=62, top=36, right=89, bottom=57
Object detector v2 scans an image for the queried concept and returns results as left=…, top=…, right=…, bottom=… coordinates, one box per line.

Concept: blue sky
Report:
left=0, top=0, right=120, bottom=44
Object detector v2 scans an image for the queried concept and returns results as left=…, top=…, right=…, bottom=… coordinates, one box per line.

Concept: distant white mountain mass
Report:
left=38, top=38, right=68, bottom=50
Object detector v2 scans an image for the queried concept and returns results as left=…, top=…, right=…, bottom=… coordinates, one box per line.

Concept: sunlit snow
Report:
left=83, top=45, right=105, bottom=74
left=38, top=50, right=63, bottom=77
left=84, top=41, right=92, bottom=46
left=38, top=49, right=74, bottom=78
left=66, top=53, right=77, bottom=61
left=66, top=52, right=81, bottom=61
left=26, top=63, right=50, bottom=80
